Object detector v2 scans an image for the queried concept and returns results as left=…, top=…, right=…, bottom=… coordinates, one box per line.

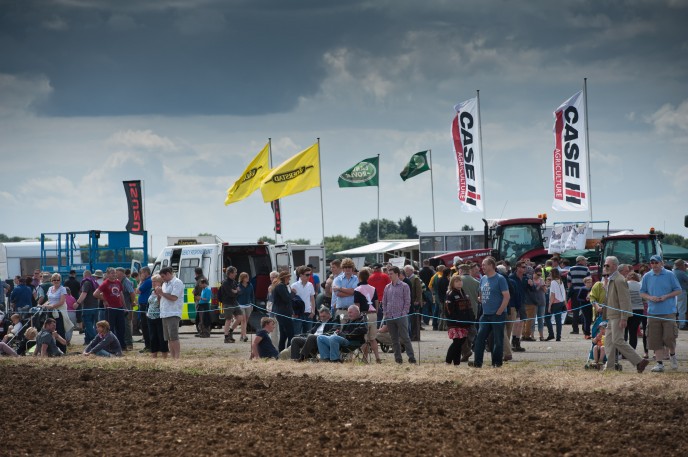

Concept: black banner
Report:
left=123, top=180, right=144, bottom=233
left=271, top=199, right=282, bottom=235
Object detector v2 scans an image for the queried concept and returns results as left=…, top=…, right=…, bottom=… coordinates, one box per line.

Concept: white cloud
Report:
left=42, top=16, right=69, bottom=31
left=648, top=99, right=688, bottom=138
left=0, top=73, right=53, bottom=117
left=107, top=129, right=178, bottom=151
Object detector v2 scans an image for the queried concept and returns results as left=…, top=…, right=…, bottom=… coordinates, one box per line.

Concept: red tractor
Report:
left=430, top=215, right=550, bottom=268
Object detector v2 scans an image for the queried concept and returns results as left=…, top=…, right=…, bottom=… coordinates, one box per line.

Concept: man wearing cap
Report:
left=640, top=255, right=683, bottom=372
left=568, top=256, right=590, bottom=337
left=76, top=270, right=99, bottom=345
left=603, top=256, right=649, bottom=373
left=672, top=259, right=688, bottom=330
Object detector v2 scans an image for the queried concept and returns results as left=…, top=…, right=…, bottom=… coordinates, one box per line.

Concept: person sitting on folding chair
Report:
left=316, top=305, right=367, bottom=362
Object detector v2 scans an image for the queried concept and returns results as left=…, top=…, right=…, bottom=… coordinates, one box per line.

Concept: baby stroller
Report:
left=584, top=316, right=619, bottom=371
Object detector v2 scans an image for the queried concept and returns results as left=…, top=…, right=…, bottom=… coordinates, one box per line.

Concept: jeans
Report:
left=292, top=314, right=305, bottom=336
left=422, top=290, right=433, bottom=325
left=82, top=308, right=98, bottom=345
left=275, top=314, right=294, bottom=352
left=536, top=304, right=546, bottom=335
left=94, top=349, right=113, bottom=357
left=106, top=308, right=127, bottom=349
left=581, top=303, right=593, bottom=336
left=472, top=313, right=506, bottom=367
left=316, top=334, right=351, bottom=361
left=546, top=303, right=566, bottom=340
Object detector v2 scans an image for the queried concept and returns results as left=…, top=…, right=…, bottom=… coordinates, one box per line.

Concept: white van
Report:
left=0, top=240, right=81, bottom=280
left=152, top=240, right=325, bottom=327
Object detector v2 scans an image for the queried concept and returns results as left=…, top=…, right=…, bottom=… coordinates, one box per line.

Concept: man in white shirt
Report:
left=155, top=267, right=184, bottom=359
left=291, top=266, right=316, bottom=333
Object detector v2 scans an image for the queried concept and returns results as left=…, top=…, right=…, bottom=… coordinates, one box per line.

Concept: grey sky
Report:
left=1, top=0, right=687, bottom=256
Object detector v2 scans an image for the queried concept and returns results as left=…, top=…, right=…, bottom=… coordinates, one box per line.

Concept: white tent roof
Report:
left=334, top=240, right=419, bottom=256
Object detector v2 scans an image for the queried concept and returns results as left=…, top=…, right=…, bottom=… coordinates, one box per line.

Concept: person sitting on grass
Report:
left=83, top=320, right=123, bottom=357
left=34, top=318, right=66, bottom=357
left=251, top=317, right=279, bottom=360
left=591, top=321, right=607, bottom=369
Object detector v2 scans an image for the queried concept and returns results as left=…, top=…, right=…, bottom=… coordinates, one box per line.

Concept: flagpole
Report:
left=377, top=153, right=381, bottom=241
left=317, top=138, right=326, bottom=244
left=429, top=149, right=436, bottom=231
left=268, top=138, right=277, bottom=242
left=583, top=78, right=593, bottom=223
left=476, top=89, right=487, bottom=219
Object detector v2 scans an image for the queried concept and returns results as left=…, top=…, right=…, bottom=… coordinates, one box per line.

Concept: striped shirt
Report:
left=568, top=265, right=590, bottom=289
left=381, top=280, right=411, bottom=319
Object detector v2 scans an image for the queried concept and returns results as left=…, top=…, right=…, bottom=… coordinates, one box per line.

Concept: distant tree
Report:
left=0, top=234, right=32, bottom=242
left=324, top=235, right=368, bottom=259
left=358, top=219, right=400, bottom=244
left=258, top=236, right=276, bottom=244
left=663, top=233, right=688, bottom=249
left=397, top=216, right=418, bottom=239
left=461, top=224, right=474, bottom=231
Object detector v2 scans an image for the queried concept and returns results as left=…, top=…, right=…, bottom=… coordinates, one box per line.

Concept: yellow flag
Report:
left=260, top=143, right=320, bottom=202
left=224, top=143, right=270, bottom=205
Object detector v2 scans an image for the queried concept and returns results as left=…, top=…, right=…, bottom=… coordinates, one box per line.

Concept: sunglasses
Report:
left=603, top=264, right=610, bottom=268
left=304, top=273, right=311, bottom=277
left=650, top=260, right=661, bottom=264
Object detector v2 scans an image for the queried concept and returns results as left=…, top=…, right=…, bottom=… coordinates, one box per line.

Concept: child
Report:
left=1, top=314, right=23, bottom=344
left=444, top=275, right=474, bottom=366
left=83, top=320, right=123, bottom=357
left=250, top=317, right=279, bottom=360
left=591, top=321, right=607, bottom=369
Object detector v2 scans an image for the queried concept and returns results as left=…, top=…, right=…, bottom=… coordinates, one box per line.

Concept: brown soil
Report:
left=4, top=365, right=686, bottom=456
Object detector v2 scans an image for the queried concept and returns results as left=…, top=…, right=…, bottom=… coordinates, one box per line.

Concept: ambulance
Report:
left=151, top=237, right=325, bottom=329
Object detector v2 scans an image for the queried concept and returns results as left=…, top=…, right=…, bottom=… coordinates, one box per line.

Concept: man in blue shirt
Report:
left=640, top=255, right=682, bottom=372
left=471, top=256, right=510, bottom=368
left=332, top=258, right=358, bottom=324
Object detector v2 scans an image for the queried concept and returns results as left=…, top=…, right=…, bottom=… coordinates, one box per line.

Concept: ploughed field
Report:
left=5, top=365, right=687, bottom=456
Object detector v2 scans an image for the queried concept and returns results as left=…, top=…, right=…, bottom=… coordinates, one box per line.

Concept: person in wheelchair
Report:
left=289, top=306, right=338, bottom=361
left=316, top=305, right=367, bottom=362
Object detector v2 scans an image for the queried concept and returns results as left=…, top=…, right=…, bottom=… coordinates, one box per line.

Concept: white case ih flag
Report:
left=451, top=97, right=483, bottom=213
left=552, top=91, right=589, bottom=211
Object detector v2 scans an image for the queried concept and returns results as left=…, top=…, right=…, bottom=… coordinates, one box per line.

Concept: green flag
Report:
left=338, top=156, right=379, bottom=187
left=400, top=150, right=430, bottom=181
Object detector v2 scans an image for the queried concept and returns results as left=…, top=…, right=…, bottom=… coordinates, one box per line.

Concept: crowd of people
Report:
left=1, top=253, right=686, bottom=373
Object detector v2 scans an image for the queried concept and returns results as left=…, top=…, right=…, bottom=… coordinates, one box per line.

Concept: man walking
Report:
left=640, top=255, right=682, bottom=372
left=136, top=267, right=153, bottom=352
left=381, top=266, right=416, bottom=364
left=404, top=265, right=423, bottom=341
left=458, top=264, right=480, bottom=362
left=603, top=256, right=649, bottom=373
left=471, top=257, right=509, bottom=368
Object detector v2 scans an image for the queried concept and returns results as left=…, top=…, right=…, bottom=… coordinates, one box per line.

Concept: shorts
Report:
left=646, top=314, right=676, bottom=350
left=366, top=314, right=378, bottom=342
left=448, top=327, right=469, bottom=340
left=224, top=305, right=242, bottom=320
left=518, top=305, right=527, bottom=320
left=162, top=316, right=181, bottom=342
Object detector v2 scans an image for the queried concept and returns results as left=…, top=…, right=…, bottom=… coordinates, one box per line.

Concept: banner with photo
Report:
left=548, top=222, right=589, bottom=253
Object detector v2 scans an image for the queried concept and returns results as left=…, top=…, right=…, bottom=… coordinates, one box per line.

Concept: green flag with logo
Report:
left=400, top=150, right=430, bottom=181
left=338, top=157, right=379, bottom=187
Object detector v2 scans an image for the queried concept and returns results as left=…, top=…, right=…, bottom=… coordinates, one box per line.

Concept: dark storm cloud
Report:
left=0, top=0, right=686, bottom=116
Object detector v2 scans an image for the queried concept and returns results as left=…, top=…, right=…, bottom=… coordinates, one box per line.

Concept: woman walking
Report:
left=545, top=269, right=567, bottom=342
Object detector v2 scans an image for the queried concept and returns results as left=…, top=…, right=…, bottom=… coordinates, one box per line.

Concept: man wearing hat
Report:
left=568, top=255, right=590, bottom=337
left=640, top=255, right=683, bottom=372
